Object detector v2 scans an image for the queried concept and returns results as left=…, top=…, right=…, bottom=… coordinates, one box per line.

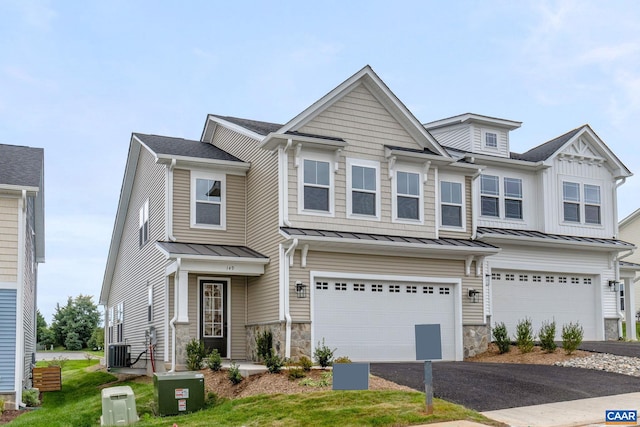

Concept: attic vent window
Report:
left=485, top=132, right=497, bottom=148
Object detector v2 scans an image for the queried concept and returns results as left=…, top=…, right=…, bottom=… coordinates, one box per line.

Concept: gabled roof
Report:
left=209, top=115, right=282, bottom=136
left=0, top=143, right=44, bottom=189
left=513, top=127, right=582, bottom=162
left=619, top=208, right=640, bottom=229
left=260, top=65, right=450, bottom=157
left=423, top=113, right=522, bottom=131
left=134, top=133, right=243, bottom=162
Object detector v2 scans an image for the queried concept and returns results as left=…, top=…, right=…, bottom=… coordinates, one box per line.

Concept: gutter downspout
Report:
left=283, top=239, right=298, bottom=358
left=169, top=258, right=180, bottom=372
left=471, top=168, right=483, bottom=240
left=167, top=159, right=177, bottom=242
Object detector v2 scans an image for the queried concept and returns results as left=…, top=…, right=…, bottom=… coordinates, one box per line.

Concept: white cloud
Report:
left=11, top=0, right=57, bottom=31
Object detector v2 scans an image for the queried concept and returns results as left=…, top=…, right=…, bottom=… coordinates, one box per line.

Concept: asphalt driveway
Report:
left=371, top=361, right=640, bottom=411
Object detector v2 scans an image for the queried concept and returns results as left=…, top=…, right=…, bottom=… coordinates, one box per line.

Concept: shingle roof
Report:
left=211, top=115, right=282, bottom=136
left=156, top=241, right=268, bottom=259
left=134, top=133, right=243, bottom=162
left=512, top=127, right=583, bottom=162
left=476, top=227, right=634, bottom=248
left=0, top=143, right=43, bottom=188
left=282, top=227, right=498, bottom=249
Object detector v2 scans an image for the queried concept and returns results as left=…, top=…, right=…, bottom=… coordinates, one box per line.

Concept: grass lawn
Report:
left=10, top=362, right=501, bottom=427
left=621, top=322, right=640, bottom=340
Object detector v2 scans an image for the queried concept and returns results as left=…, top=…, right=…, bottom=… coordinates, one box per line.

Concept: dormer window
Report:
left=485, top=132, right=498, bottom=148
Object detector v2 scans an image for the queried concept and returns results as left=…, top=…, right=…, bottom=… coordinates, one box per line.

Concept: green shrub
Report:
left=185, top=339, right=206, bottom=371
left=264, top=350, right=284, bottom=373
left=22, top=388, right=40, bottom=407
left=539, top=320, right=557, bottom=353
left=65, top=331, right=83, bottom=351
left=206, top=349, right=222, bottom=371
left=227, top=361, right=243, bottom=384
left=313, top=338, right=336, bottom=368
left=515, top=317, right=535, bottom=353
left=334, top=356, right=352, bottom=363
left=287, top=365, right=306, bottom=380
left=300, top=371, right=332, bottom=387
left=562, top=321, right=584, bottom=355
left=492, top=322, right=510, bottom=354
left=0, top=397, right=4, bottom=414
left=298, top=355, right=313, bottom=371
left=255, top=330, right=273, bottom=362
left=46, top=356, right=68, bottom=369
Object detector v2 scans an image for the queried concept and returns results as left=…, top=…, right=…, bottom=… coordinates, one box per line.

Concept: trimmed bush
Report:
left=298, top=356, right=313, bottom=372
left=206, top=349, right=222, bottom=371
left=255, top=330, right=273, bottom=362
left=515, top=317, right=535, bottom=353
left=562, top=321, right=584, bottom=355
left=264, top=350, right=284, bottom=374
left=539, top=320, right=557, bottom=353
left=227, top=361, right=243, bottom=384
left=313, top=338, right=336, bottom=368
left=185, top=339, right=207, bottom=371
left=334, top=356, right=352, bottom=364
left=492, top=322, right=510, bottom=354
left=22, top=388, right=40, bottom=407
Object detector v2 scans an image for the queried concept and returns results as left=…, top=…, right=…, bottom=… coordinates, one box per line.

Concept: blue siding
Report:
left=0, top=289, right=17, bottom=392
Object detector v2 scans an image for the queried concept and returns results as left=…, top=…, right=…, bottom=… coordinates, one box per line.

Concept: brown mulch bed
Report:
left=0, top=410, right=24, bottom=425
left=465, top=343, right=591, bottom=364
left=201, top=368, right=414, bottom=400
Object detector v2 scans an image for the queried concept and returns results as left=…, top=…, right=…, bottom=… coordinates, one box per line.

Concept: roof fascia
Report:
left=0, top=184, right=39, bottom=193
left=424, top=113, right=522, bottom=131
left=265, top=66, right=450, bottom=158
left=384, top=147, right=454, bottom=166
left=477, top=233, right=635, bottom=252
left=155, top=155, right=250, bottom=174
left=203, top=115, right=265, bottom=142
left=465, top=153, right=548, bottom=171
left=100, top=136, right=141, bottom=305
left=620, top=208, right=640, bottom=228
left=261, top=132, right=348, bottom=151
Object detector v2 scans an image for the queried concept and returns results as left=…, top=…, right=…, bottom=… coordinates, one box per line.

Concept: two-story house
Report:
left=0, top=144, right=45, bottom=410
left=100, top=66, right=633, bottom=372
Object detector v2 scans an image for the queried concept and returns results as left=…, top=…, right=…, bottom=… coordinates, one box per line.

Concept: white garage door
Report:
left=313, top=278, right=457, bottom=361
left=491, top=271, right=598, bottom=340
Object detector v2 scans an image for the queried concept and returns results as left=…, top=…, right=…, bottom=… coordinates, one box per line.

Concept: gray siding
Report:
left=172, top=169, right=246, bottom=245
left=106, top=146, right=168, bottom=362
left=211, top=126, right=282, bottom=324
left=0, top=289, right=16, bottom=392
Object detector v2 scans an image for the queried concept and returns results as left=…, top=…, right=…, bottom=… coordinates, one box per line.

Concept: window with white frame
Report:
left=395, top=170, right=421, bottom=221
left=562, top=181, right=601, bottom=225
left=347, top=159, right=379, bottom=218
left=147, top=282, right=153, bottom=322
left=441, top=181, right=463, bottom=227
left=139, top=199, right=149, bottom=247
left=484, top=131, right=498, bottom=148
left=620, top=283, right=625, bottom=311
left=302, top=158, right=332, bottom=213
left=108, top=306, right=114, bottom=343
left=110, top=302, right=124, bottom=343
left=192, top=172, right=225, bottom=228
left=481, top=175, right=499, bottom=217
left=504, top=178, right=523, bottom=219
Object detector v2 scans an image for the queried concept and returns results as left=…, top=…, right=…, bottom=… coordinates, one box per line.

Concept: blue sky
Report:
left=2, top=0, right=640, bottom=323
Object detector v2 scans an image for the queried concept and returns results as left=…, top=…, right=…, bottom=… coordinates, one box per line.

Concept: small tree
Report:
left=562, top=322, right=584, bottom=355
left=492, top=322, right=510, bottom=354
left=65, top=331, right=83, bottom=351
left=515, top=317, right=535, bottom=353
left=313, top=338, right=335, bottom=368
left=87, top=327, right=104, bottom=350
left=539, top=320, right=557, bottom=353
left=185, top=339, right=207, bottom=371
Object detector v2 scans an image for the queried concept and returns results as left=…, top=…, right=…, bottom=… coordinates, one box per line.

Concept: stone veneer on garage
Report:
left=246, top=322, right=311, bottom=361
left=604, top=318, right=620, bottom=340
left=463, top=324, right=490, bottom=358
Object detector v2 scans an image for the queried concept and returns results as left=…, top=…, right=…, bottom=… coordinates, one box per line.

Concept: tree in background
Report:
left=36, top=310, right=55, bottom=348
left=51, top=295, right=100, bottom=350
left=87, top=327, right=104, bottom=350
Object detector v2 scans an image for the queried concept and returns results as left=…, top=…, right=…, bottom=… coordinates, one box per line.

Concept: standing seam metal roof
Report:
left=476, top=227, right=634, bottom=247
left=156, top=241, right=268, bottom=259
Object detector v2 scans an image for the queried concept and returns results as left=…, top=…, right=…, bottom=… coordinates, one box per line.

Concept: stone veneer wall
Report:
left=173, top=323, right=192, bottom=370
left=246, top=322, right=311, bottom=361
left=604, top=318, right=620, bottom=340
left=463, top=324, right=489, bottom=358
left=0, top=392, right=16, bottom=410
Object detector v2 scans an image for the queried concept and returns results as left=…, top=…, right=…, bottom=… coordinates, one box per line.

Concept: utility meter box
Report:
left=100, top=385, right=139, bottom=426
left=154, top=372, right=205, bottom=416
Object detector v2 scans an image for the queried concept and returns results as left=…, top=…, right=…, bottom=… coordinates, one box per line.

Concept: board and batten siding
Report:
left=106, top=145, right=168, bottom=361
left=210, top=126, right=282, bottom=324
left=172, top=169, right=246, bottom=245
left=0, top=289, right=17, bottom=393
left=288, top=251, right=484, bottom=324
left=289, top=84, right=438, bottom=237
left=0, top=197, right=19, bottom=282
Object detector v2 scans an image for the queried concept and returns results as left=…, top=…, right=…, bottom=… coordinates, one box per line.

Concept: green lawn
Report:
left=10, top=362, right=501, bottom=427
left=621, top=322, right=640, bottom=340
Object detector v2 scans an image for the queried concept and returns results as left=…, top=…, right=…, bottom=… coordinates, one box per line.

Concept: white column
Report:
left=176, top=269, right=189, bottom=323
left=625, top=278, right=637, bottom=341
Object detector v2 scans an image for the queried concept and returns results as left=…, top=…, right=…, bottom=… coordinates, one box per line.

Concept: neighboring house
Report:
left=100, top=66, right=634, bottom=373
left=619, top=209, right=640, bottom=323
left=0, top=144, right=45, bottom=409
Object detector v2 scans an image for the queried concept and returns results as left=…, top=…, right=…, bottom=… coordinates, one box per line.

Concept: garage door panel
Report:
left=314, top=280, right=456, bottom=361
left=492, top=272, right=597, bottom=341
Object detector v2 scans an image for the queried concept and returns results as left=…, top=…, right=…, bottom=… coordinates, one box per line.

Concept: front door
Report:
left=200, top=280, right=228, bottom=357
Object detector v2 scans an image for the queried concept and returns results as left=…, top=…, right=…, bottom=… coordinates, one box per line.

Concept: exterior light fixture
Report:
left=468, top=288, right=480, bottom=303
left=608, top=280, right=620, bottom=292
left=295, top=281, right=307, bottom=298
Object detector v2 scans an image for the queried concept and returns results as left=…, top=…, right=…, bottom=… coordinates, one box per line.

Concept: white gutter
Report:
left=283, top=239, right=298, bottom=358
left=167, top=159, right=177, bottom=242
left=168, top=258, right=181, bottom=372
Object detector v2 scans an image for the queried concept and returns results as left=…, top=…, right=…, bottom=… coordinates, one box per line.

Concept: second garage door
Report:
left=312, top=277, right=458, bottom=361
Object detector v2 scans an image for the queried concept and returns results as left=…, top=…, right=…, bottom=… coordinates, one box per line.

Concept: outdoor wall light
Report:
left=468, top=288, right=480, bottom=303
left=295, top=281, right=307, bottom=298
left=608, top=280, right=621, bottom=292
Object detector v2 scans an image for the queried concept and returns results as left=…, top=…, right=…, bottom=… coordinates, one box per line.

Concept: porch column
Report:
left=176, top=268, right=189, bottom=323
left=625, top=278, right=637, bottom=341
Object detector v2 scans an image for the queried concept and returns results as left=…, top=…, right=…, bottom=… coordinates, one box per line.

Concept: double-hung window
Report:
left=395, top=170, right=421, bottom=221
left=440, top=181, right=463, bottom=227
left=347, top=159, right=380, bottom=219
left=139, top=199, right=149, bottom=247
left=504, top=178, right=523, bottom=219
left=110, top=302, right=124, bottom=343
left=191, top=172, right=225, bottom=228
left=562, top=181, right=601, bottom=225
left=302, top=159, right=331, bottom=212
left=481, top=175, right=500, bottom=217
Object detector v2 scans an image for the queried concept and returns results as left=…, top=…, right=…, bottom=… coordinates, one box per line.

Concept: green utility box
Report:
left=100, top=385, right=139, bottom=426
left=153, top=372, right=205, bottom=416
